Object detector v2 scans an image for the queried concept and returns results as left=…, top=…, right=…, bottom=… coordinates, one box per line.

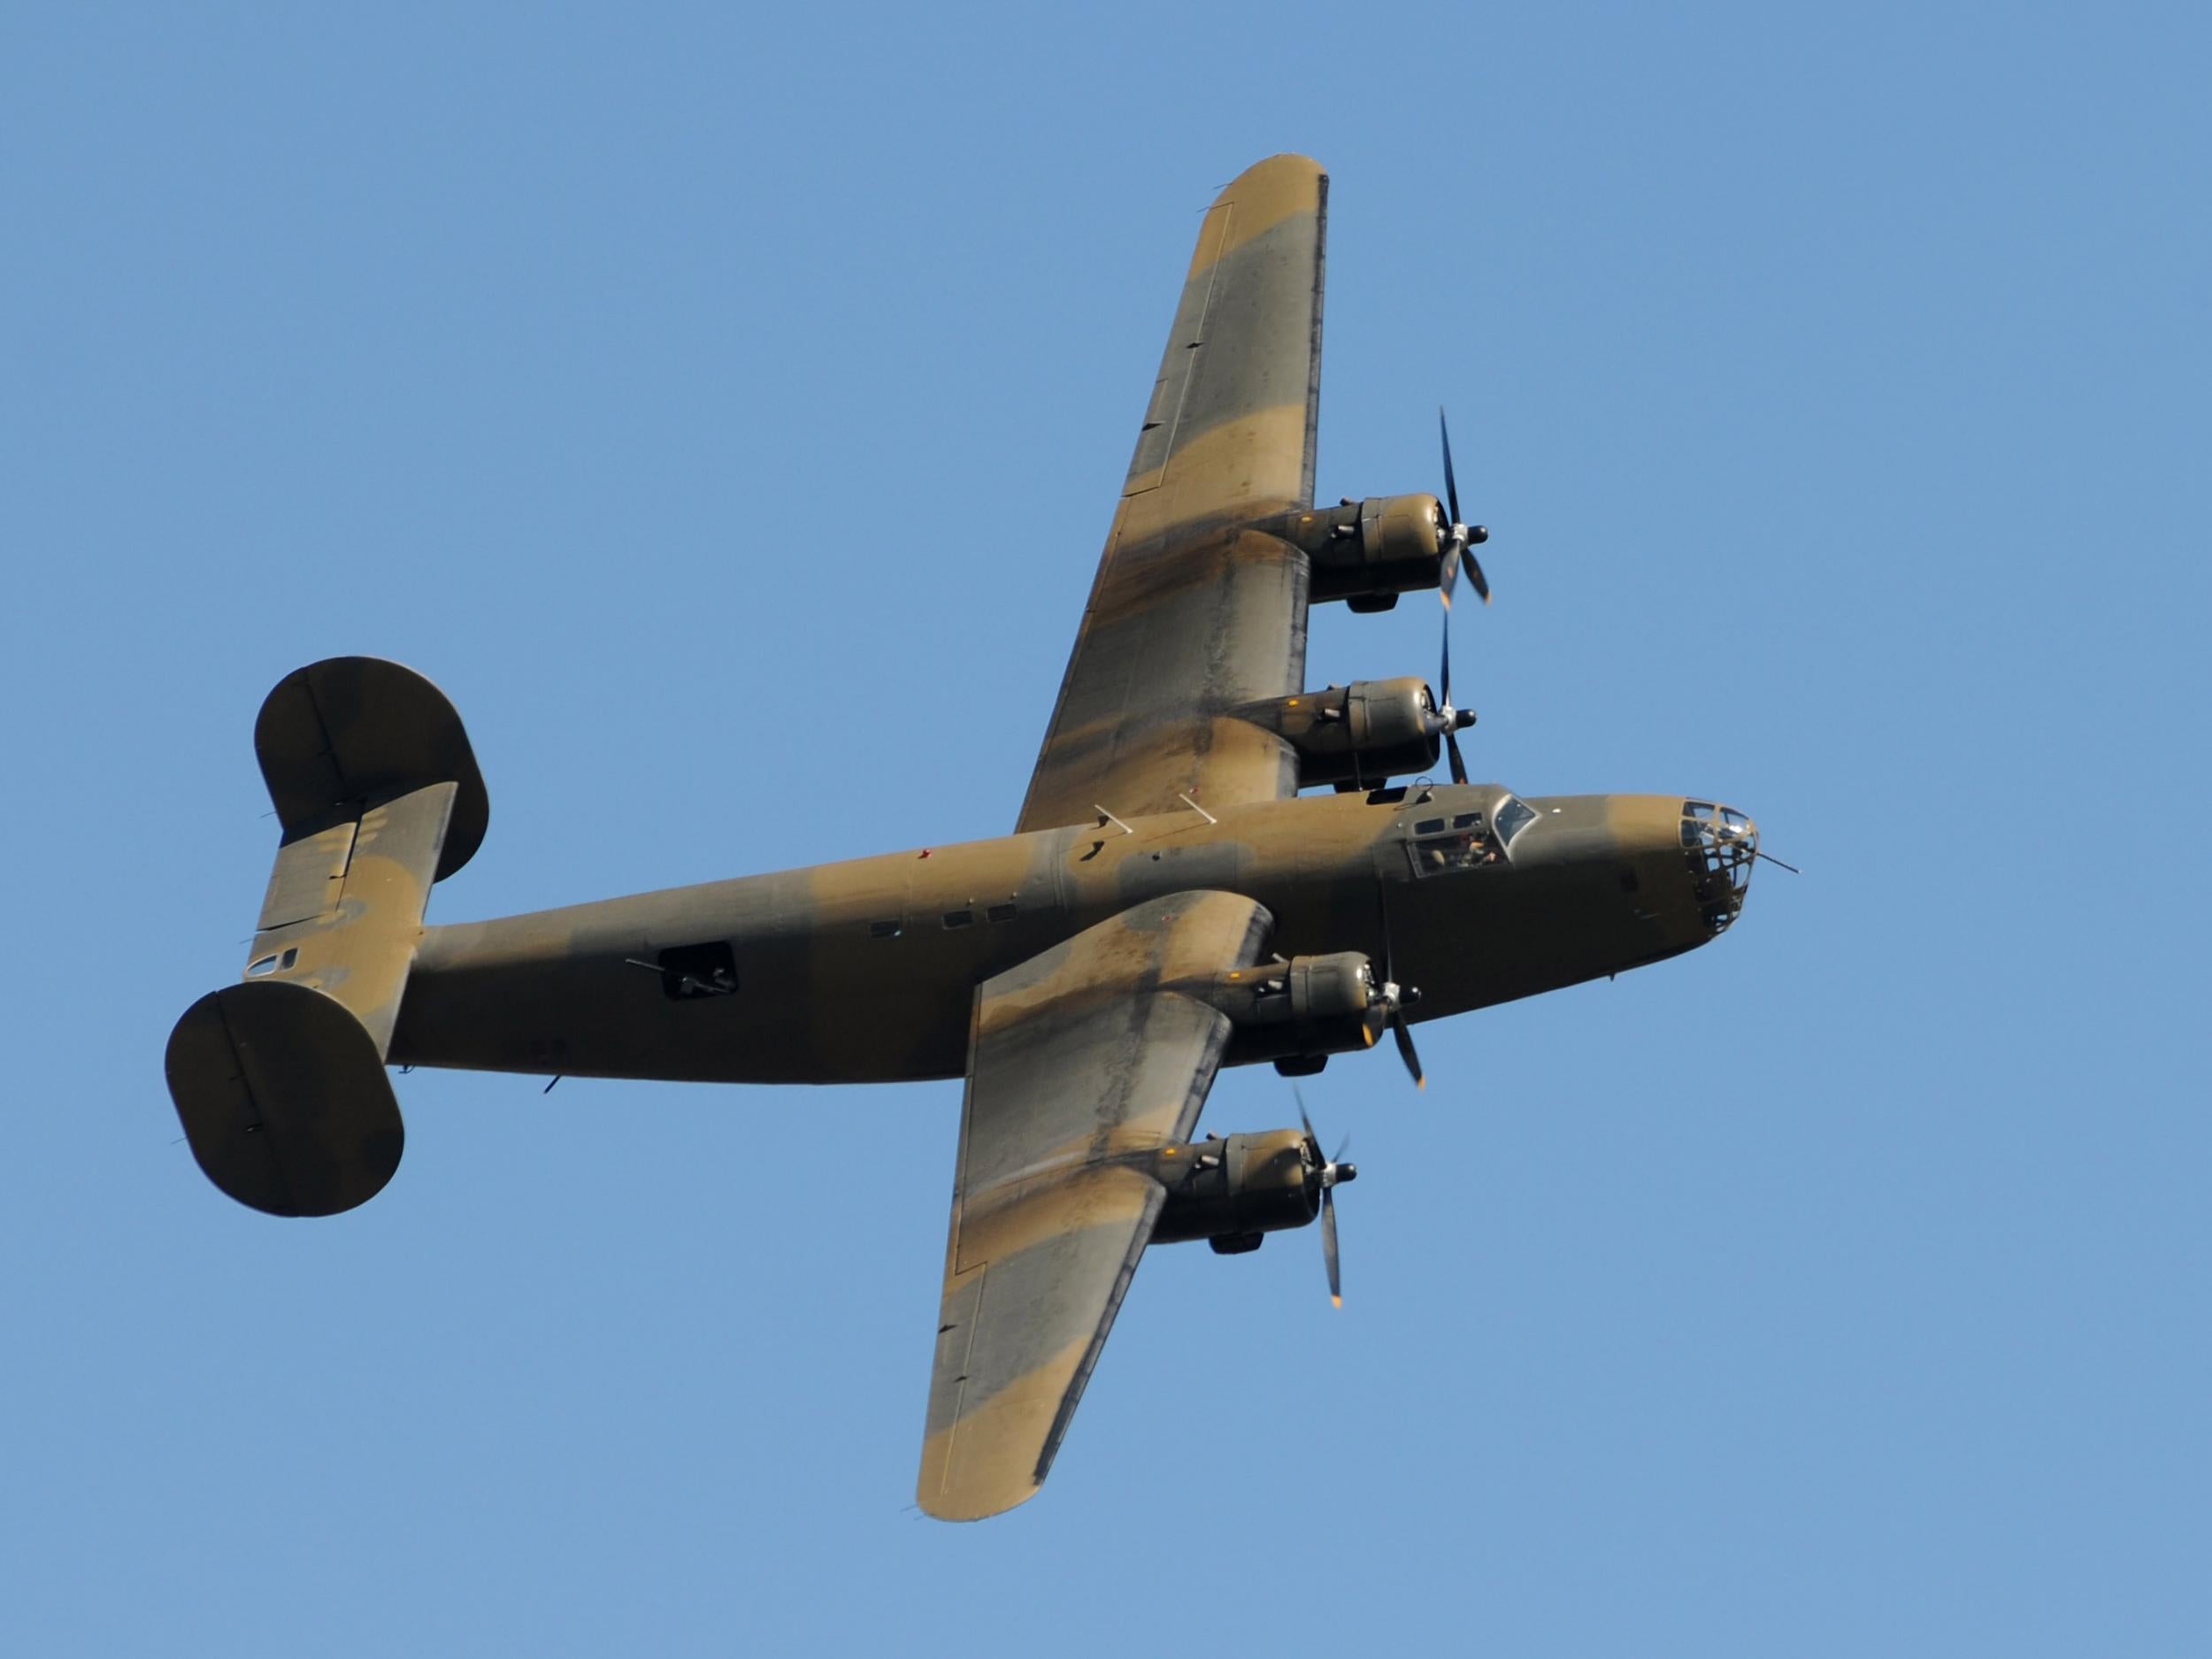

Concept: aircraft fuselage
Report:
left=391, top=786, right=1747, bottom=1085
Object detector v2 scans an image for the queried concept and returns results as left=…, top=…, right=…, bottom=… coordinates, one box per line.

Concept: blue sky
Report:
left=4, top=3, right=2207, bottom=1653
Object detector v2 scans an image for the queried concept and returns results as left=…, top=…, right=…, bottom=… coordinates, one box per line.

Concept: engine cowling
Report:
left=1239, top=678, right=1440, bottom=787
left=1194, top=950, right=1385, bottom=1065
left=1151, top=1128, right=1318, bottom=1246
left=1262, top=494, right=1448, bottom=609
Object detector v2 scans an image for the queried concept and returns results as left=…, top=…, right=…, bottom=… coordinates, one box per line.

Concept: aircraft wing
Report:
left=1015, top=154, right=1327, bottom=833
left=918, top=889, right=1272, bottom=1520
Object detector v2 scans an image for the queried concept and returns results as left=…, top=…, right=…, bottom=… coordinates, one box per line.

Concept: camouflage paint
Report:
left=164, top=156, right=1764, bottom=1521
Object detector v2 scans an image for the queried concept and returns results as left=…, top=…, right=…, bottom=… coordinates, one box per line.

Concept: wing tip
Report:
left=1212, top=152, right=1328, bottom=207
left=915, top=1476, right=1043, bottom=1524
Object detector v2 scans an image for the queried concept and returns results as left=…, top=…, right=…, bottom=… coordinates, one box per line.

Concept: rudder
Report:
left=166, top=981, right=404, bottom=1217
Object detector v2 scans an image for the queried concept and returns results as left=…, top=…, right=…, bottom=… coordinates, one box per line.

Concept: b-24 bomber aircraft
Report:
left=165, top=155, right=1767, bottom=1520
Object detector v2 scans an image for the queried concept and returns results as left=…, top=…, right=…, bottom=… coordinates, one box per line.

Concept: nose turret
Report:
left=1681, top=802, right=1758, bottom=935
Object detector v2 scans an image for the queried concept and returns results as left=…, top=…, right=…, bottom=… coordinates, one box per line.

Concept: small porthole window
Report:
left=942, top=910, right=974, bottom=929
left=1414, top=818, right=1447, bottom=835
left=986, top=903, right=1018, bottom=924
left=1453, top=812, right=1481, bottom=829
left=246, top=954, right=278, bottom=978
left=868, top=920, right=902, bottom=939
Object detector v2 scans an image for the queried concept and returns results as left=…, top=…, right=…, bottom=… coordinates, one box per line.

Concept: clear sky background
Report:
left=4, top=4, right=2207, bottom=1654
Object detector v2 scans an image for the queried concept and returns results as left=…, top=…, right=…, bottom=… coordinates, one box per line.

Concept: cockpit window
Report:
left=1494, top=795, right=1538, bottom=847
left=1409, top=827, right=1493, bottom=876
left=1407, top=807, right=1503, bottom=878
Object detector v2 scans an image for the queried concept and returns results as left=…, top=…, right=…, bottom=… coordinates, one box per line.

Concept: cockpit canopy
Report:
left=1405, top=791, right=1539, bottom=877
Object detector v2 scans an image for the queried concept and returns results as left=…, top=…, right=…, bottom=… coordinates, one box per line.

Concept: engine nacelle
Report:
left=1151, top=1128, right=1318, bottom=1246
left=1239, top=678, right=1440, bottom=787
left=1263, top=494, right=1448, bottom=608
left=1194, top=951, right=1384, bottom=1066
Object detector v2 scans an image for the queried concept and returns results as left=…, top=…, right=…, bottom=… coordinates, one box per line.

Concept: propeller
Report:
left=1430, top=409, right=1486, bottom=785
left=1434, top=623, right=1474, bottom=786
left=1437, top=407, right=1490, bottom=608
left=1369, top=902, right=1425, bottom=1090
left=1295, top=1089, right=1359, bottom=1308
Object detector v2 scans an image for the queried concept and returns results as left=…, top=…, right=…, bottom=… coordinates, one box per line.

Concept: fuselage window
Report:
left=1494, top=795, right=1538, bottom=847
left=653, top=941, right=738, bottom=1000
left=986, top=902, right=1018, bottom=924
left=869, top=920, right=902, bottom=939
left=942, top=910, right=974, bottom=929
left=1413, top=817, right=1447, bottom=835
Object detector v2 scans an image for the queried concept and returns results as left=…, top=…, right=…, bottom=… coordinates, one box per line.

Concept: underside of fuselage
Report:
left=387, top=786, right=1755, bottom=1086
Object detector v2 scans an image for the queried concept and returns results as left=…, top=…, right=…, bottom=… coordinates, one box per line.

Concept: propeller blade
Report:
left=1322, top=1186, right=1342, bottom=1308
left=1392, top=1010, right=1425, bottom=1090
left=1438, top=612, right=1452, bottom=713
left=1439, top=406, right=1462, bottom=528
left=1463, top=548, right=1492, bottom=606
left=1438, top=406, right=1492, bottom=606
left=1294, top=1087, right=1318, bottom=1150
left=1379, top=890, right=1425, bottom=1090
left=1437, top=558, right=1470, bottom=785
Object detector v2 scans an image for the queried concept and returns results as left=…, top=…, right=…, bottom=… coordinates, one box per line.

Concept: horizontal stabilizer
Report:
left=166, top=980, right=404, bottom=1217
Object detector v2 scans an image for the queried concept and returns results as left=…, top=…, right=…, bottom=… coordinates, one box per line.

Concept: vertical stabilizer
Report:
left=165, top=657, right=489, bottom=1216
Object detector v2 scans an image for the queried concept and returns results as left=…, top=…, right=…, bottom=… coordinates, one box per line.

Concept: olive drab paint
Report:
left=164, top=156, right=1763, bottom=1520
